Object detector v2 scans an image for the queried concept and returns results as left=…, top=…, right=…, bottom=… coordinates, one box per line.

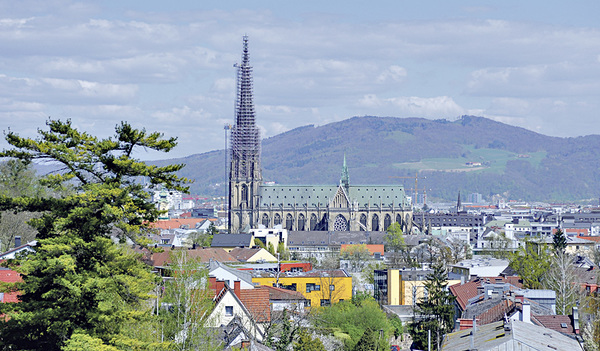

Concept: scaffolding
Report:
left=230, top=35, right=262, bottom=181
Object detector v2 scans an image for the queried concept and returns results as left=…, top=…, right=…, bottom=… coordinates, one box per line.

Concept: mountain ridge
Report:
left=152, top=116, right=600, bottom=203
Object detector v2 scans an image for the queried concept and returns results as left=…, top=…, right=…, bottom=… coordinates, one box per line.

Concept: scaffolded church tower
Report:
left=228, top=36, right=413, bottom=234
left=229, top=36, right=262, bottom=233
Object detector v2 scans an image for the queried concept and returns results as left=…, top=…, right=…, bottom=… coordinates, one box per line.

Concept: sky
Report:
left=1, top=0, right=600, bottom=160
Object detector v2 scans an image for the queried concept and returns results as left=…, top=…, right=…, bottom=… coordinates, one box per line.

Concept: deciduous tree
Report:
left=509, top=241, right=551, bottom=289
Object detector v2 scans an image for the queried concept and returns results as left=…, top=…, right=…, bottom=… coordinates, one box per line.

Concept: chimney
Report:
left=234, top=280, right=241, bottom=298
left=573, top=306, right=580, bottom=334
left=14, top=236, right=21, bottom=248
left=515, top=294, right=524, bottom=302
left=521, top=302, right=531, bottom=323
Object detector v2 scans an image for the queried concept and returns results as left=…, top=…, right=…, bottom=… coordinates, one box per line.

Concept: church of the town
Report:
left=228, top=36, right=413, bottom=234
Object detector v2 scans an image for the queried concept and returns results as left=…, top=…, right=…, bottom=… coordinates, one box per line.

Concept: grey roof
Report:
left=208, top=260, right=254, bottom=286
left=211, top=233, right=253, bottom=247
left=442, top=320, right=583, bottom=351
left=287, top=231, right=386, bottom=247
left=258, top=184, right=409, bottom=208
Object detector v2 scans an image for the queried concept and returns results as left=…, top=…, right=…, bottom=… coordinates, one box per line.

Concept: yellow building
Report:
left=252, top=269, right=352, bottom=307
left=374, top=268, right=459, bottom=306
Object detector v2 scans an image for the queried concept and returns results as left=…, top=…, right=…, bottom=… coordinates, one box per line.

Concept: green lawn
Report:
left=393, top=145, right=547, bottom=173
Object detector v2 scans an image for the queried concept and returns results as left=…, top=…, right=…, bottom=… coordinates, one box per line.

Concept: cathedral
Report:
left=228, top=36, right=413, bottom=233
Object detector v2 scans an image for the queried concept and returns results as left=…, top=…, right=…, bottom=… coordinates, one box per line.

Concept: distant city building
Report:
left=468, top=192, right=483, bottom=204
left=228, top=36, right=412, bottom=233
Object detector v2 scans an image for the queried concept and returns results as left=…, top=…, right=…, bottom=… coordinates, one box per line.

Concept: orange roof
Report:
left=340, top=244, right=384, bottom=256
left=578, top=235, right=600, bottom=242
left=239, top=287, right=271, bottom=323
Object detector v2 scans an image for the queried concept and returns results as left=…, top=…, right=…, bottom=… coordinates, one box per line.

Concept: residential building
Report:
left=442, top=320, right=583, bottom=350
left=251, top=269, right=352, bottom=307
left=374, top=268, right=460, bottom=306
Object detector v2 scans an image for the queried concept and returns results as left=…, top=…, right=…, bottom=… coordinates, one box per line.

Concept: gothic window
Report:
left=274, top=213, right=282, bottom=226
left=360, top=214, right=367, bottom=231
left=286, top=214, right=294, bottom=230
left=384, top=214, right=392, bottom=231
left=298, top=214, right=306, bottom=231
left=241, top=184, right=248, bottom=206
left=262, top=213, right=269, bottom=228
left=237, top=213, right=243, bottom=230
left=372, top=214, right=380, bottom=231
left=396, top=214, right=403, bottom=226
left=310, top=214, right=318, bottom=231
left=333, top=215, right=349, bottom=231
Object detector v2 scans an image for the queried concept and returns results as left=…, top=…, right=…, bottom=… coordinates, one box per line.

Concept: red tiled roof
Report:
left=150, top=248, right=236, bottom=267
left=477, top=299, right=515, bottom=325
left=262, top=285, right=307, bottom=301
left=0, top=269, right=22, bottom=304
left=533, top=315, right=576, bottom=336
left=239, top=287, right=271, bottom=323
left=449, top=280, right=481, bottom=311
left=0, top=270, right=21, bottom=284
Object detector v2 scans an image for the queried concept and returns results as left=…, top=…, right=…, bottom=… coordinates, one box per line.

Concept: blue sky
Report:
left=1, top=1, right=600, bottom=159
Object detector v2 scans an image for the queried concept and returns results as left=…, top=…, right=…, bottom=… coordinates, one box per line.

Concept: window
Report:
left=305, top=299, right=311, bottom=307
left=320, top=299, right=331, bottom=307
left=306, top=283, right=321, bottom=293
left=329, top=285, right=335, bottom=291
left=225, top=306, right=233, bottom=316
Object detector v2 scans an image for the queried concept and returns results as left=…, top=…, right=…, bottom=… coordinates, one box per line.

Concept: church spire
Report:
left=230, top=35, right=261, bottom=181
left=340, top=153, right=349, bottom=189
left=457, top=191, right=462, bottom=213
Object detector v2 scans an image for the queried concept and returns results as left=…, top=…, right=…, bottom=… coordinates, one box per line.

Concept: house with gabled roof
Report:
left=211, top=233, right=254, bottom=251
left=442, top=319, right=583, bottom=350
left=208, top=260, right=255, bottom=290
left=208, top=278, right=270, bottom=343
left=261, top=285, right=308, bottom=312
left=0, top=241, right=36, bottom=260
left=229, top=248, right=277, bottom=263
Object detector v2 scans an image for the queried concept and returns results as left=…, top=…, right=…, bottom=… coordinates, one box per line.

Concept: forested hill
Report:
left=152, top=116, right=600, bottom=202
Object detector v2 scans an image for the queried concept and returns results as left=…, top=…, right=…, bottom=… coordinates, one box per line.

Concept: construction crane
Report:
left=389, top=172, right=427, bottom=206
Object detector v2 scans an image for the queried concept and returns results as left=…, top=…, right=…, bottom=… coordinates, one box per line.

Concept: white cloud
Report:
left=0, top=1, right=599, bottom=159
left=357, top=95, right=465, bottom=118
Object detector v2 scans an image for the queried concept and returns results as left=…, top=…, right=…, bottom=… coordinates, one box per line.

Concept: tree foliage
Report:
left=293, top=329, right=325, bottom=351
left=158, top=251, right=219, bottom=350
left=314, top=296, right=390, bottom=350
left=340, top=244, right=371, bottom=272
left=0, top=119, right=188, bottom=350
left=0, top=160, right=48, bottom=251
left=545, top=252, right=579, bottom=315
left=408, top=263, right=455, bottom=351
left=384, top=223, right=405, bottom=252
left=552, top=229, right=567, bottom=254
left=509, top=241, right=551, bottom=289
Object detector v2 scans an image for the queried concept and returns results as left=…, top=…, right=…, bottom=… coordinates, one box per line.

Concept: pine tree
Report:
left=553, top=228, right=567, bottom=254
left=409, top=262, right=456, bottom=351
left=0, top=119, right=188, bottom=350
